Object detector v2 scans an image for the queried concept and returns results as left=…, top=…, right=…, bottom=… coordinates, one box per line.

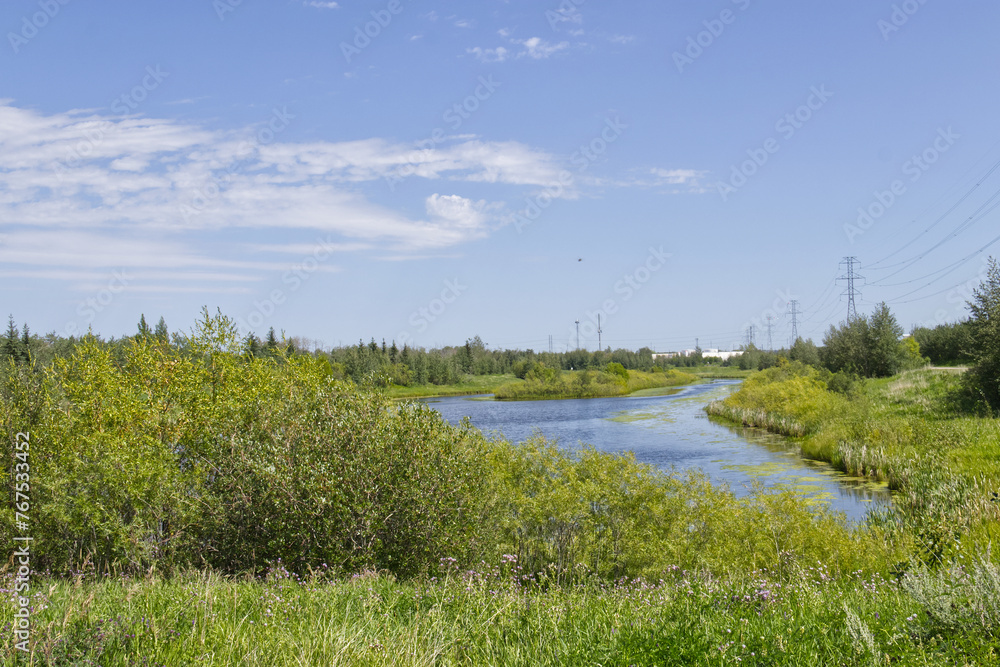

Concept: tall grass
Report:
left=4, top=556, right=1000, bottom=666
left=707, top=363, right=1000, bottom=566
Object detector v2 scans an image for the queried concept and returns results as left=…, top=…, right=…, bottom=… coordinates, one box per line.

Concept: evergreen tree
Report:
left=154, top=316, right=169, bottom=343
left=245, top=333, right=261, bottom=358
left=265, top=327, right=279, bottom=354
left=19, top=323, right=31, bottom=364
left=966, top=257, right=1000, bottom=410
left=137, top=314, right=152, bottom=339
left=2, top=315, right=19, bottom=361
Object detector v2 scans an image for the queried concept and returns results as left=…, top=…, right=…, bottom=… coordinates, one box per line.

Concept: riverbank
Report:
left=493, top=368, right=697, bottom=400
left=705, top=363, right=1000, bottom=558
left=6, top=561, right=999, bottom=666
left=388, top=368, right=701, bottom=401
left=386, top=374, right=516, bottom=399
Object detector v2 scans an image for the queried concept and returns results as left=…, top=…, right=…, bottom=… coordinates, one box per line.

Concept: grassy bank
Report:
left=685, top=365, right=755, bottom=379
left=706, top=363, right=1000, bottom=560
left=5, top=558, right=1000, bottom=666
left=493, top=369, right=697, bottom=400
left=386, top=374, right=518, bottom=399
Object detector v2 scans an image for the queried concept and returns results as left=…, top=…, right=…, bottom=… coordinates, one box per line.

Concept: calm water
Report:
left=419, top=380, right=890, bottom=522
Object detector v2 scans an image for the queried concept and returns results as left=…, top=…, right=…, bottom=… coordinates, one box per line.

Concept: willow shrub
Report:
left=0, top=311, right=496, bottom=577
left=484, top=436, right=896, bottom=581
left=707, top=361, right=849, bottom=436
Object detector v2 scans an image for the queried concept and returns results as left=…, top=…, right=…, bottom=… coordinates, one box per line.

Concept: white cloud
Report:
left=304, top=1, right=339, bottom=9
left=0, top=102, right=576, bottom=293
left=650, top=168, right=705, bottom=186
left=467, top=46, right=509, bottom=63
left=516, top=37, right=569, bottom=60
left=0, top=102, right=704, bottom=297
left=609, top=34, right=636, bottom=45
left=426, top=194, right=487, bottom=230
left=467, top=37, right=568, bottom=63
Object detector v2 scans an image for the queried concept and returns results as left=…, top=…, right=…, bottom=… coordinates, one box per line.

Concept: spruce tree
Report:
left=154, top=317, right=169, bottom=343
left=2, top=315, right=18, bottom=361
left=137, top=314, right=152, bottom=339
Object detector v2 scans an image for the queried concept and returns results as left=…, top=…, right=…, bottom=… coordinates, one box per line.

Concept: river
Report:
left=419, top=379, right=889, bottom=523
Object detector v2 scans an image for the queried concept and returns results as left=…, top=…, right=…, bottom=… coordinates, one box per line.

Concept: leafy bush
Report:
left=707, top=361, right=848, bottom=436
left=0, top=311, right=495, bottom=577
left=822, top=302, right=908, bottom=378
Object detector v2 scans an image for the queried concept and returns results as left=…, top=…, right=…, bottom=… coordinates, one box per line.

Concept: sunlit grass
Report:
left=4, top=557, right=999, bottom=666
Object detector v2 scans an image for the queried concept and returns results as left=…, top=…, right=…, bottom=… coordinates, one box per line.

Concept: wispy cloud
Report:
left=0, top=103, right=567, bottom=292
left=304, top=1, right=339, bottom=9
left=467, top=36, right=568, bottom=63
left=516, top=37, right=569, bottom=59
left=0, top=102, right=703, bottom=297
left=467, top=46, right=509, bottom=63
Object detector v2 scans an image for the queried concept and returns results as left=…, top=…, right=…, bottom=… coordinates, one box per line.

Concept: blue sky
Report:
left=2, top=0, right=999, bottom=352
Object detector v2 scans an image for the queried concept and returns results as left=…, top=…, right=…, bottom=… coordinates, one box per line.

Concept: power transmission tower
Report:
left=765, top=316, right=774, bottom=352
left=838, top=257, right=864, bottom=321
left=575, top=320, right=580, bottom=350
left=787, top=300, right=801, bottom=345
left=597, top=314, right=602, bottom=351
left=745, top=325, right=755, bottom=347
left=549, top=334, right=553, bottom=353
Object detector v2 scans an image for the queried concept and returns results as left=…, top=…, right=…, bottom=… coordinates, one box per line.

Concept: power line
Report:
left=869, top=142, right=1000, bottom=269
left=838, top=257, right=864, bottom=321
left=787, top=300, right=800, bottom=345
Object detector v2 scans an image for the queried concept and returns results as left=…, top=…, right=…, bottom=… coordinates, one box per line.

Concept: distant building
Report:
left=652, top=348, right=743, bottom=362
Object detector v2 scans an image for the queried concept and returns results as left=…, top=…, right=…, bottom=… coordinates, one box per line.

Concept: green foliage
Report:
left=711, top=365, right=1000, bottom=571
left=912, top=320, right=972, bottom=366
left=966, top=256, right=1000, bottom=412
left=0, top=312, right=494, bottom=577
left=493, top=369, right=695, bottom=400
left=788, top=337, right=821, bottom=367
left=899, top=335, right=929, bottom=371
left=822, top=302, right=907, bottom=378
left=604, top=361, right=629, bottom=384
left=707, top=361, right=849, bottom=437
left=7, top=564, right=1000, bottom=666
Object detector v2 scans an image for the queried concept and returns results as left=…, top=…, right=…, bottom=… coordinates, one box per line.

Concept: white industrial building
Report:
left=652, top=348, right=743, bottom=362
